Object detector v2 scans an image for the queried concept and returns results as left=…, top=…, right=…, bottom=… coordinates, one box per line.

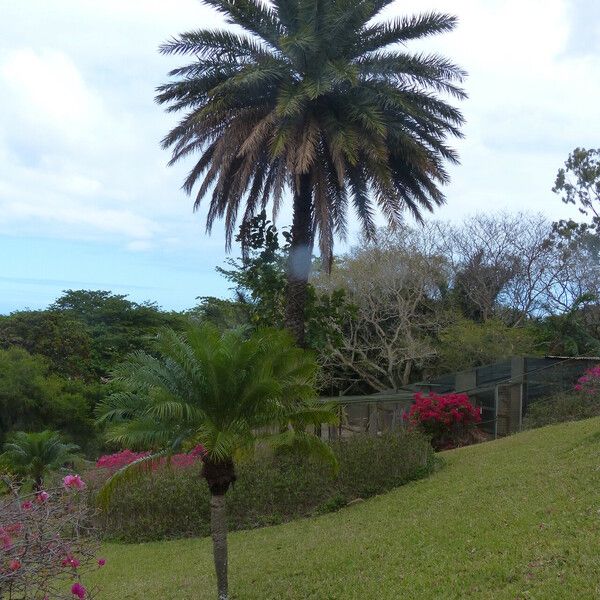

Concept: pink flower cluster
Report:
left=63, top=475, right=86, bottom=491
left=1, top=478, right=103, bottom=599
left=405, top=392, right=482, bottom=450
left=573, top=364, right=600, bottom=395
left=96, top=445, right=206, bottom=472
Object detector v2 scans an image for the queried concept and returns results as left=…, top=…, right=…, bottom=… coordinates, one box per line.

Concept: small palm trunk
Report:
left=210, top=494, right=229, bottom=600
left=204, top=458, right=236, bottom=600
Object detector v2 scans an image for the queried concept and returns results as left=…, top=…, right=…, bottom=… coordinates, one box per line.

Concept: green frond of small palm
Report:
left=103, top=418, right=184, bottom=452
left=197, top=420, right=255, bottom=463
left=95, top=391, right=151, bottom=423
left=0, top=431, right=80, bottom=484
left=97, top=451, right=169, bottom=509
left=286, top=404, right=339, bottom=429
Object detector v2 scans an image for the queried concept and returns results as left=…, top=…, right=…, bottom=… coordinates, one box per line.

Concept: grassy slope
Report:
left=94, top=418, right=600, bottom=599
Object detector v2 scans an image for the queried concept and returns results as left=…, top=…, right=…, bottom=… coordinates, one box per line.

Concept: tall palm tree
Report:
left=156, top=0, right=466, bottom=346
left=96, top=324, right=335, bottom=600
left=0, top=430, right=80, bottom=490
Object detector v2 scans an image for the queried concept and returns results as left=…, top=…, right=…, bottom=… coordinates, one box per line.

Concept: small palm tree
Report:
left=157, top=0, right=466, bottom=345
left=97, top=324, right=335, bottom=600
left=0, top=431, right=80, bottom=490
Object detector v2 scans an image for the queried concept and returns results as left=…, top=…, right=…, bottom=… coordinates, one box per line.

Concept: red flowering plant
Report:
left=573, top=364, right=600, bottom=396
left=95, top=445, right=206, bottom=473
left=404, top=392, right=482, bottom=451
left=0, top=475, right=104, bottom=599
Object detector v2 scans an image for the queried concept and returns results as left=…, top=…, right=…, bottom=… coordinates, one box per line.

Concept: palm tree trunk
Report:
left=285, top=173, right=313, bottom=347
left=210, top=494, right=229, bottom=600
left=203, top=458, right=236, bottom=600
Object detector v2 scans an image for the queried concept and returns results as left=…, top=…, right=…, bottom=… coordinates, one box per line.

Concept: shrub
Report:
left=574, top=364, right=600, bottom=396
left=525, top=392, right=600, bottom=429
left=98, top=430, right=433, bottom=542
left=0, top=476, right=102, bottom=599
left=405, top=392, right=482, bottom=451
left=524, top=364, right=600, bottom=429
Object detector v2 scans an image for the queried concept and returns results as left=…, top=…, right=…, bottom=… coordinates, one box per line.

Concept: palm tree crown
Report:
left=96, top=324, right=334, bottom=600
left=157, top=0, right=466, bottom=344
left=97, top=324, right=333, bottom=474
left=0, top=430, right=80, bottom=489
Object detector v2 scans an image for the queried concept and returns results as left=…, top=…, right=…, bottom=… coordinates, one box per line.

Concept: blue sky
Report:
left=1, top=0, right=599, bottom=314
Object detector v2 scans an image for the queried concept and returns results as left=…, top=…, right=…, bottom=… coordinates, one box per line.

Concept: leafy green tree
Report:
left=538, top=294, right=600, bottom=357
left=0, top=430, right=79, bottom=490
left=157, top=1, right=466, bottom=345
left=553, top=147, right=600, bottom=238
left=97, top=324, right=335, bottom=600
left=0, top=347, right=97, bottom=449
left=198, top=212, right=353, bottom=352
left=0, top=310, right=93, bottom=379
left=436, top=317, right=540, bottom=373
left=51, top=290, right=186, bottom=376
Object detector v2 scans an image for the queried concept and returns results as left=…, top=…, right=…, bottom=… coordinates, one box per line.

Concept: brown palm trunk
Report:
left=210, top=494, right=228, bottom=600
left=203, top=459, right=236, bottom=600
left=285, top=173, right=313, bottom=347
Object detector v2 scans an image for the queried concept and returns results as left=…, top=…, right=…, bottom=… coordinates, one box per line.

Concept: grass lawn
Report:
left=93, top=418, right=600, bottom=599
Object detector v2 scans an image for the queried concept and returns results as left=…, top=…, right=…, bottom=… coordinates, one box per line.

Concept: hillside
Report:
left=94, top=418, right=600, bottom=599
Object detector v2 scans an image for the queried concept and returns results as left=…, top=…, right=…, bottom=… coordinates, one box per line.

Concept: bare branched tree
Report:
left=315, top=227, right=449, bottom=392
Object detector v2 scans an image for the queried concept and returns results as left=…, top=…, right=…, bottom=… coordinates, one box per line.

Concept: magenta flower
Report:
left=71, top=582, right=86, bottom=598
left=62, top=555, right=81, bottom=569
left=98, top=558, right=106, bottom=567
left=21, top=500, right=33, bottom=510
left=63, top=475, right=86, bottom=491
left=36, top=491, right=50, bottom=503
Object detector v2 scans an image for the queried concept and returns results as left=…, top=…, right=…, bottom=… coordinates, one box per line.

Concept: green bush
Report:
left=524, top=392, right=600, bottom=429
left=98, top=430, right=433, bottom=542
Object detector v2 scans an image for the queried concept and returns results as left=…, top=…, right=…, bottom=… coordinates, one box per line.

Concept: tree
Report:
left=97, top=324, right=335, bottom=600
left=553, top=147, right=600, bottom=238
left=0, top=347, right=97, bottom=450
left=157, top=1, right=466, bottom=345
left=436, top=213, right=597, bottom=325
left=51, top=290, right=186, bottom=376
left=196, top=212, right=354, bottom=352
left=0, top=310, right=93, bottom=379
left=0, top=430, right=79, bottom=490
left=436, top=318, right=540, bottom=373
left=314, top=227, right=449, bottom=392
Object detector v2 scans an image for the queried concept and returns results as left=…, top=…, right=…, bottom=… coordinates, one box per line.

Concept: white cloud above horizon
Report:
left=0, top=0, right=599, bottom=311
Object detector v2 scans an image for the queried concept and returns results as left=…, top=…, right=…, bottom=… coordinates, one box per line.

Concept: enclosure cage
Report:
left=322, top=356, right=598, bottom=440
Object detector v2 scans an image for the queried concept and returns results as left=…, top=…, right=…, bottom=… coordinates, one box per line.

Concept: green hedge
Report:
left=524, top=392, right=600, bottom=429
left=99, top=431, right=434, bottom=542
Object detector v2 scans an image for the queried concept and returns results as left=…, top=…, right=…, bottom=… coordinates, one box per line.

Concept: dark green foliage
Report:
left=0, top=430, right=80, bottom=488
left=0, top=348, right=97, bottom=448
left=537, top=294, right=600, bottom=357
left=524, top=392, right=600, bottom=429
left=197, top=212, right=354, bottom=348
left=51, top=290, right=187, bottom=377
left=436, top=317, right=541, bottom=374
left=0, top=310, right=93, bottom=379
left=98, top=430, right=434, bottom=542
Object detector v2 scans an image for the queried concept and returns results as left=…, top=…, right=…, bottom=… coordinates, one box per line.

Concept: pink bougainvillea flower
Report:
left=62, top=555, right=81, bottom=569
left=71, top=582, right=86, bottom=598
left=21, top=500, right=33, bottom=510
left=9, top=559, right=21, bottom=571
left=63, top=475, right=86, bottom=490
left=1, top=531, right=13, bottom=551
left=36, top=491, right=50, bottom=503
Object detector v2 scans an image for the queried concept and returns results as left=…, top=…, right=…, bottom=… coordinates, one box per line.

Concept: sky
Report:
left=0, top=0, right=599, bottom=314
